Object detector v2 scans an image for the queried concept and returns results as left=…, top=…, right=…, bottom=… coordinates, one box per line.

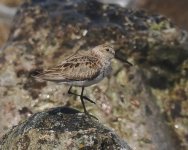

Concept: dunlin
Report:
left=34, top=44, right=131, bottom=116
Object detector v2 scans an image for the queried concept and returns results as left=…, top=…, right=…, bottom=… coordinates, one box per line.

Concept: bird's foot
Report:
left=84, top=111, right=98, bottom=120
left=68, top=88, right=96, bottom=104
left=82, top=96, right=96, bottom=104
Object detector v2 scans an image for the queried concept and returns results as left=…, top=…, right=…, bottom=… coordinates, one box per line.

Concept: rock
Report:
left=130, top=0, right=188, bottom=31
left=0, top=107, right=132, bottom=150
left=0, top=0, right=188, bottom=149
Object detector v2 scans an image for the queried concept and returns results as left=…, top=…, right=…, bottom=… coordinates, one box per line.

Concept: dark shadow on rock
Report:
left=48, top=106, right=81, bottom=114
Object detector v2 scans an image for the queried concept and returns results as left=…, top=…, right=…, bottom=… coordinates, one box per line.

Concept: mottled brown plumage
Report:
left=38, top=54, right=101, bottom=82
left=34, top=44, right=116, bottom=116
left=36, top=44, right=115, bottom=87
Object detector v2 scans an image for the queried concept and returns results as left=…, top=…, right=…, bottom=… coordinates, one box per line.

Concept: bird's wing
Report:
left=36, top=54, right=102, bottom=82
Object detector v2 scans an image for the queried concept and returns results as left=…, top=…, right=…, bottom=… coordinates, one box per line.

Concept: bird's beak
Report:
left=123, top=60, right=133, bottom=66
left=115, top=50, right=133, bottom=66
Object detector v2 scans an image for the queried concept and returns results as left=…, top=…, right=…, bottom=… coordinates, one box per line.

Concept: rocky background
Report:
left=0, top=0, right=188, bottom=150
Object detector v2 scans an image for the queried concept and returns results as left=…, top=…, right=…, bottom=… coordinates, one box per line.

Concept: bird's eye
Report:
left=106, top=49, right=109, bottom=51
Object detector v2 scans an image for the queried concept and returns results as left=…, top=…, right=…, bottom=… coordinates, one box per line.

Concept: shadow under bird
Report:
left=34, top=44, right=132, bottom=117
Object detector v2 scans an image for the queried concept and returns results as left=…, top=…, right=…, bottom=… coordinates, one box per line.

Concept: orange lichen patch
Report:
left=0, top=22, right=10, bottom=47
left=0, top=0, right=22, bottom=7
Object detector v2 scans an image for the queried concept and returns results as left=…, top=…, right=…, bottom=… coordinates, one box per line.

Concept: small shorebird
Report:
left=34, top=44, right=131, bottom=116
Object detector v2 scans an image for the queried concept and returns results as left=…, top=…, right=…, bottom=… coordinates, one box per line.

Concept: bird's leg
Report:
left=68, top=86, right=75, bottom=95
left=80, top=87, right=98, bottom=119
left=68, top=86, right=96, bottom=104
left=80, top=87, right=87, bottom=114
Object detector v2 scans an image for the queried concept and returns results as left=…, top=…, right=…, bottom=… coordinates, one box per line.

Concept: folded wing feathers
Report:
left=35, top=55, right=101, bottom=82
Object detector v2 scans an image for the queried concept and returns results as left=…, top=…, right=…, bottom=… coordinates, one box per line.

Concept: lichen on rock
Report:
left=0, top=107, right=132, bottom=150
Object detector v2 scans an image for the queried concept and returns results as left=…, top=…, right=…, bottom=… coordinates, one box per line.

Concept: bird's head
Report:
left=92, top=44, right=115, bottom=60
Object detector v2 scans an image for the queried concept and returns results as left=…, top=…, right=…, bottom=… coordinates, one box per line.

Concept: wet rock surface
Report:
left=0, top=107, right=132, bottom=150
left=0, top=0, right=188, bottom=149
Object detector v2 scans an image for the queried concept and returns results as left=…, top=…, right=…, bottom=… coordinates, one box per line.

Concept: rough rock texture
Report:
left=0, top=107, right=132, bottom=150
left=0, top=0, right=22, bottom=7
left=130, top=0, right=188, bottom=30
left=0, top=0, right=188, bottom=149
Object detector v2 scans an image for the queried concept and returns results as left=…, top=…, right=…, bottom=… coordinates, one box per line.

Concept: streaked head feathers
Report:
left=91, top=44, right=115, bottom=60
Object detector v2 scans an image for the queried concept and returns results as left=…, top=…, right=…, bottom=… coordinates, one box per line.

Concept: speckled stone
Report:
left=0, top=107, right=132, bottom=150
left=0, top=0, right=188, bottom=149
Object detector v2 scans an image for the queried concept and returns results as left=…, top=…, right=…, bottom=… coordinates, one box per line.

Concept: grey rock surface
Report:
left=0, top=107, right=132, bottom=150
